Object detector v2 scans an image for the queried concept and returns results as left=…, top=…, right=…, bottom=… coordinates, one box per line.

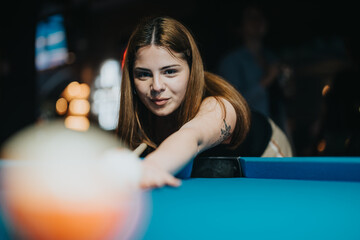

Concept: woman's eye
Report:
left=164, top=69, right=177, bottom=75
left=135, top=71, right=151, bottom=79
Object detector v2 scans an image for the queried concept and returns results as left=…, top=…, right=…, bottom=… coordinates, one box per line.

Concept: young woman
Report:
left=117, top=16, right=251, bottom=188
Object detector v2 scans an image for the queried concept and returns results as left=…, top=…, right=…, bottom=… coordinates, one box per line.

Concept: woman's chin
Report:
left=151, top=110, right=172, bottom=117
left=149, top=106, right=178, bottom=117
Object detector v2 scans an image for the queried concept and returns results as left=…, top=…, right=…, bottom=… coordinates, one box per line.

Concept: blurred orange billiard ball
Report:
left=0, top=120, right=149, bottom=240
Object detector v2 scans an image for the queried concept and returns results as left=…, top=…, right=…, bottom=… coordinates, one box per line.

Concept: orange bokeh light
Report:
left=63, top=81, right=81, bottom=102
left=322, top=84, right=330, bottom=96
left=64, top=116, right=90, bottom=132
left=68, top=99, right=90, bottom=116
left=317, top=139, right=326, bottom=152
left=78, top=83, right=91, bottom=99
left=56, top=98, right=68, bottom=115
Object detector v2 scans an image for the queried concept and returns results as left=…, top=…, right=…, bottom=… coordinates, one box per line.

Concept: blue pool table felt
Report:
left=142, top=177, right=360, bottom=240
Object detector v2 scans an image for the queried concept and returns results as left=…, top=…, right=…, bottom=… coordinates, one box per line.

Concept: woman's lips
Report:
left=150, top=98, right=169, bottom=106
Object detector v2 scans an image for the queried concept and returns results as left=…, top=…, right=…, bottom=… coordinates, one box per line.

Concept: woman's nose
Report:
left=151, top=74, right=165, bottom=92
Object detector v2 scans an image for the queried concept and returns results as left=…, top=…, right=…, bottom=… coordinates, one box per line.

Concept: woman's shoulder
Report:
left=200, top=96, right=234, bottom=112
left=198, top=97, right=237, bottom=134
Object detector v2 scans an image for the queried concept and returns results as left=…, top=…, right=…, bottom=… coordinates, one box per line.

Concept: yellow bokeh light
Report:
left=68, top=99, right=90, bottom=116
left=56, top=98, right=68, bottom=115
left=64, top=116, right=90, bottom=132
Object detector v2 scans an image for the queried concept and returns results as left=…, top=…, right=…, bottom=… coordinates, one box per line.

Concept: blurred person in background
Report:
left=218, top=3, right=288, bottom=133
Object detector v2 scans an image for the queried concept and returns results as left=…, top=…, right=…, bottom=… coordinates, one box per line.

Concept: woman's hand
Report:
left=140, top=161, right=182, bottom=189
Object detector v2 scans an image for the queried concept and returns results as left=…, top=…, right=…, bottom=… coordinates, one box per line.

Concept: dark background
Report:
left=1, top=0, right=359, bottom=156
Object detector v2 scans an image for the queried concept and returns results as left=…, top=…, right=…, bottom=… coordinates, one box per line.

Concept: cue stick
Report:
left=133, top=143, right=147, bottom=156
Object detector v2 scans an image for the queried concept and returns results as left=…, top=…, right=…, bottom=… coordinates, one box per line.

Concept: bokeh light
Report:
left=68, top=99, right=90, bottom=116
left=78, top=83, right=91, bottom=99
left=65, top=116, right=90, bottom=131
left=317, top=139, right=326, bottom=152
left=100, top=60, right=121, bottom=88
left=63, top=81, right=81, bottom=102
left=57, top=81, right=92, bottom=131
left=322, top=84, right=330, bottom=96
left=56, top=97, right=68, bottom=115
left=91, top=59, right=121, bottom=131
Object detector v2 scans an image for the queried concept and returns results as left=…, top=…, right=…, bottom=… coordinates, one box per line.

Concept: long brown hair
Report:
left=117, top=16, right=250, bottom=150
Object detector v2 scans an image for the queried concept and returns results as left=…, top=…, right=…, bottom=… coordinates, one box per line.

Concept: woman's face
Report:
left=133, top=45, right=190, bottom=116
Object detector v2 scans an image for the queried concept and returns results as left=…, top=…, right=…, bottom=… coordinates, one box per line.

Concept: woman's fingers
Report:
left=140, top=162, right=182, bottom=189
left=165, top=174, right=182, bottom=187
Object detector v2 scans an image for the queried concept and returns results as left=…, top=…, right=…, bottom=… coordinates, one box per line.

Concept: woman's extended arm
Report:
left=140, top=97, right=237, bottom=188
